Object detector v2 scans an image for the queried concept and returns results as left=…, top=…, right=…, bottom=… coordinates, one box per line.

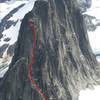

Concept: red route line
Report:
left=28, top=20, right=48, bottom=100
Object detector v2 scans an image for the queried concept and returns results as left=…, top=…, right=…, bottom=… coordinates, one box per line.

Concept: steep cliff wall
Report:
left=0, top=0, right=100, bottom=100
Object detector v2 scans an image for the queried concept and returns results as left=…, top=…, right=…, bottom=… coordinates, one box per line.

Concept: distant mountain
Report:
left=0, top=0, right=15, bottom=3
left=0, top=0, right=7, bottom=3
left=78, top=0, right=92, bottom=12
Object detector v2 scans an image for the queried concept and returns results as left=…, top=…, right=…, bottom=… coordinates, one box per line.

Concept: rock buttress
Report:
left=0, top=0, right=100, bottom=100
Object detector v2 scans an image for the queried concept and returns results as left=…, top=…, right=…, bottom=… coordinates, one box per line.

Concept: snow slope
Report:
left=0, top=0, right=36, bottom=78
left=0, top=20, right=21, bottom=47
left=0, top=0, right=36, bottom=47
left=0, top=0, right=28, bottom=21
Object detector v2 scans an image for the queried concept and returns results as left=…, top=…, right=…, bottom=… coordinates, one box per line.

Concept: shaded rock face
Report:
left=0, top=0, right=15, bottom=3
left=78, top=0, right=92, bottom=12
left=0, top=34, right=3, bottom=39
left=0, top=44, right=9, bottom=58
left=7, top=43, right=16, bottom=57
left=0, top=0, right=100, bottom=100
left=83, top=14, right=100, bottom=32
left=4, top=38, right=11, bottom=42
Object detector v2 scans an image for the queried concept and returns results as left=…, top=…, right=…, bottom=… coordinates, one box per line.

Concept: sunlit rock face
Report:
left=0, top=0, right=100, bottom=100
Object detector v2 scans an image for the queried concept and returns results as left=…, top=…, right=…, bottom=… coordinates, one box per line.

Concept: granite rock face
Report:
left=0, top=0, right=100, bottom=100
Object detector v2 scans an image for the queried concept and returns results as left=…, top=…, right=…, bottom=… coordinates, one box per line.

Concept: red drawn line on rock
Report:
left=28, top=19, right=48, bottom=100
